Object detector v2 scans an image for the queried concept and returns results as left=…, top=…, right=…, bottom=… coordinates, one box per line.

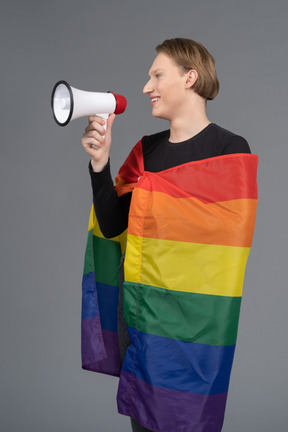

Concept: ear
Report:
left=185, top=69, right=198, bottom=88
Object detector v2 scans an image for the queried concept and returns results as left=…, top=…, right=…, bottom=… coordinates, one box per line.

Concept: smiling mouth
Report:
left=150, top=97, right=160, bottom=104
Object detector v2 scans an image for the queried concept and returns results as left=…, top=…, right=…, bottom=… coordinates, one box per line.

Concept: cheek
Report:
left=165, top=85, right=183, bottom=104
left=158, top=84, right=174, bottom=100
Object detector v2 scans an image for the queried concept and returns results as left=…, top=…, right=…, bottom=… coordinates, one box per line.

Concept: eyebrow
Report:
left=148, top=68, right=165, bottom=77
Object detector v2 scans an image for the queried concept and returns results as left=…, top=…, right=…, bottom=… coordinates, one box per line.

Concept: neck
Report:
left=168, top=96, right=211, bottom=143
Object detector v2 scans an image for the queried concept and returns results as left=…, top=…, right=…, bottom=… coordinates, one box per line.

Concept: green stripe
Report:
left=83, top=230, right=94, bottom=274
left=83, top=230, right=122, bottom=287
left=124, top=281, right=241, bottom=346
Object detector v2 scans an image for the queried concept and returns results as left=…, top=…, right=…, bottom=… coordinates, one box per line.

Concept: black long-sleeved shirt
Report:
left=89, top=123, right=251, bottom=238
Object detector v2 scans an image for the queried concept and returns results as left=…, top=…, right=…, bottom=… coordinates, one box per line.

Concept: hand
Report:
left=81, top=113, right=116, bottom=172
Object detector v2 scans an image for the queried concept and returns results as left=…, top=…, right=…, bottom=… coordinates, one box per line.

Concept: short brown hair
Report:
left=156, top=38, right=219, bottom=100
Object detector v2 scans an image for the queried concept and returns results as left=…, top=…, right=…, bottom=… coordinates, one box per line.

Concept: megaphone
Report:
left=51, top=80, right=127, bottom=127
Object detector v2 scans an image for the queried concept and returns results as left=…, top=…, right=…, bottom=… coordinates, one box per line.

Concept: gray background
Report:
left=1, top=0, right=287, bottom=431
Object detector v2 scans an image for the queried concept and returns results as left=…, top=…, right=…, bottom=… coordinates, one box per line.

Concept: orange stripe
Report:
left=114, top=176, right=138, bottom=197
left=128, top=189, right=257, bottom=247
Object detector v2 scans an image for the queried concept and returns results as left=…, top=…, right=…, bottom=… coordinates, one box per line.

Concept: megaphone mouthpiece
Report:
left=51, top=81, right=127, bottom=126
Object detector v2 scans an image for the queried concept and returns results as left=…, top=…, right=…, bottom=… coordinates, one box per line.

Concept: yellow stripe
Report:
left=124, top=235, right=250, bottom=297
left=88, top=205, right=102, bottom=236
left=88, top=205, right=127, bottom=253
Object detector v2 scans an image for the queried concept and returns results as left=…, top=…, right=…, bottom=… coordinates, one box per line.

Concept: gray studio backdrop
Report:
left=1, top=1, right=287, bottom=431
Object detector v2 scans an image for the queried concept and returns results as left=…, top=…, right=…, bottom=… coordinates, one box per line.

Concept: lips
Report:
left=150, top=96, right=160, bottom=106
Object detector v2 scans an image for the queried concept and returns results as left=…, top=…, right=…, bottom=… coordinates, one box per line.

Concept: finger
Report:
left=105, top=113, right=116, bottom=140
left=88, top=115, right=107, bottom=126
left=106, top=113, right=116, bottom=130
left=85, top=121, right=106, bottom=136
left=82, top=135, right=102, bottom=151
left=84, top=130, right=105, bottom=144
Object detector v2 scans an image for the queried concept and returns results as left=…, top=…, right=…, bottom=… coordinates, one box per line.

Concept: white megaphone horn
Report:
left=51, top=80, right=127, bottom=127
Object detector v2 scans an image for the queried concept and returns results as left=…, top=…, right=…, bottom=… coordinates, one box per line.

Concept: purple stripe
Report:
left=81, top=316, right=106, bottom=366
left=82, top=318, right=121, bottom=377
left=117, top=371, right=227, bottom=432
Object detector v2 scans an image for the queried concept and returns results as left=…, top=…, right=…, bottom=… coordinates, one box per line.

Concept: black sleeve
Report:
left=89, top=161, right=132, bottom=238
left=222, top=135, right=251, bottom=154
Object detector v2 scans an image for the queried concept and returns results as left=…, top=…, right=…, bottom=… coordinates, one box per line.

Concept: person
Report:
left=81, top=38, right=258, bottom=432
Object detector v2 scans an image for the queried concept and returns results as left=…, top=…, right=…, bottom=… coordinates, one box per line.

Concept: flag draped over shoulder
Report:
left=81, top=139, right=258, bottom=432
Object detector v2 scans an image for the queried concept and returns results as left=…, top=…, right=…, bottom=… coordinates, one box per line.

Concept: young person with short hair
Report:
left=81, top=38, right=257, bottom=432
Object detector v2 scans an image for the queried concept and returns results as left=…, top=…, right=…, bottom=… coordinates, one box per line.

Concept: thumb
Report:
left=106, top=113, right=116, bottom=136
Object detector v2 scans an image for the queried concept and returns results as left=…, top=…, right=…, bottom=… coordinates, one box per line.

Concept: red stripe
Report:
left=137, top=154, right=258, bottom=203
left=116, top=139, right=144, bottom=184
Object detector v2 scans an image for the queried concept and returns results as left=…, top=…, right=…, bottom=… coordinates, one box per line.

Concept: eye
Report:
left=155, top=73, right=162, bottom=79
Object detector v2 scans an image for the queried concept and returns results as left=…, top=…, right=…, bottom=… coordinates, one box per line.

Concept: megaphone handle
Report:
left=97, top=113, right=109, bottom=131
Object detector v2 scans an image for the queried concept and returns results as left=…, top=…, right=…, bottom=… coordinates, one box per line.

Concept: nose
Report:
left=143, top=78, right=153, bottom=94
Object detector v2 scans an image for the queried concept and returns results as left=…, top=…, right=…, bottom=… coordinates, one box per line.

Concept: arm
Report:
left=89, top=160, right=131, bottom=238
left=82, top=115, right=131, bottom=238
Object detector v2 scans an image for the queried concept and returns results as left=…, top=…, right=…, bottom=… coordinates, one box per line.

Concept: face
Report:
left=143, top=53, right=190, bottom=121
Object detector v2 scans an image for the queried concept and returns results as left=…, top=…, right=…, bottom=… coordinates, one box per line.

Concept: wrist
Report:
left=91, top=157, right=109, bottom=173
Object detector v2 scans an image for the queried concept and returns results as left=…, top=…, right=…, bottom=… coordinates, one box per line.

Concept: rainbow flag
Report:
left=82, top=140, right=258, bottom=432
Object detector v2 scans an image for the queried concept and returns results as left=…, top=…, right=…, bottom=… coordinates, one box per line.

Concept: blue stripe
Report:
left=97, top=282, right=119, bottom=332
left=82, top=272, right=99, bottom=320
left=123, top=327, right=235, bottom=395
left=82, top=272, right=119, bottom=332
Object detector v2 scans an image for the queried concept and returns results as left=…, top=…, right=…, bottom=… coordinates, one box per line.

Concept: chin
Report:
left=152, top=110, right=169, bottom=120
